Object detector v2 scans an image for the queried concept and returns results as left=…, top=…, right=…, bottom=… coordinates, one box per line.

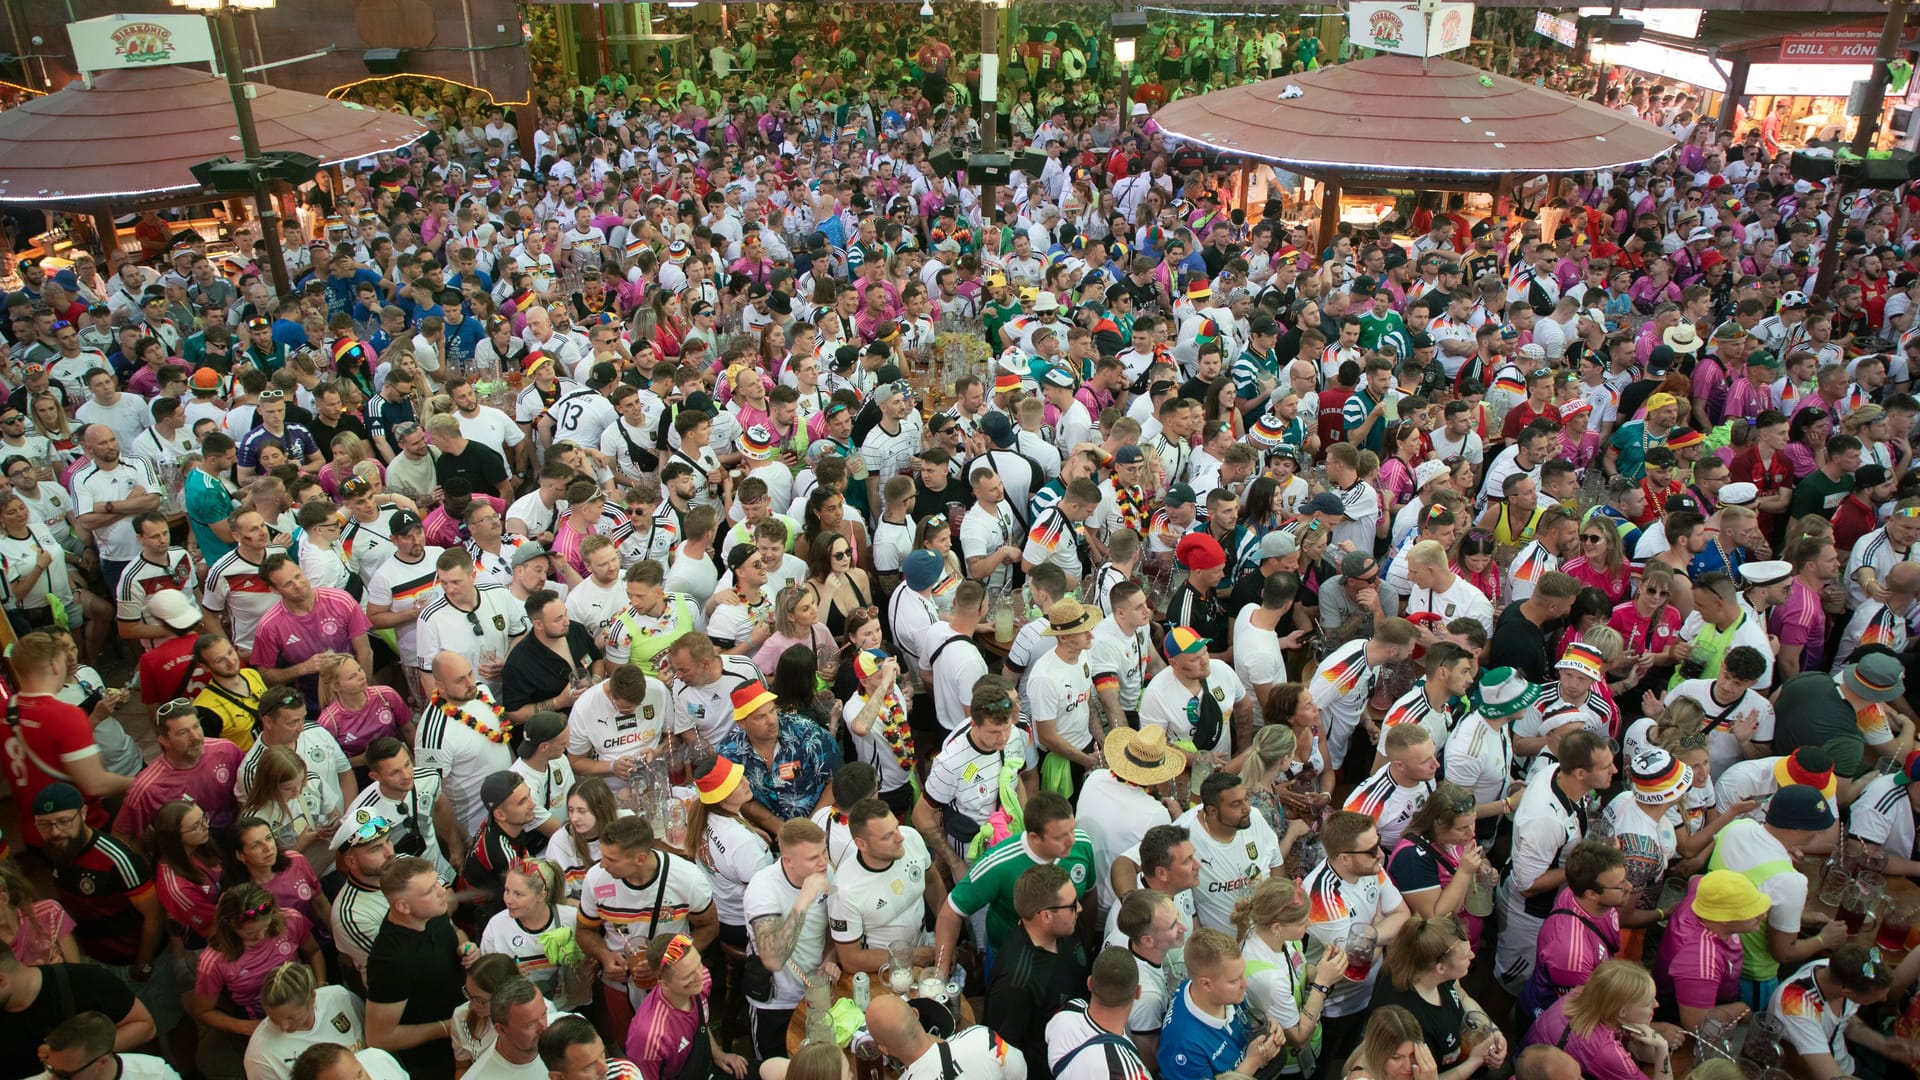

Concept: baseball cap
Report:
left=147, top=589, right=202, bottom=632
left=511, top=542, right=550, bottom=569
left=1306, top=492, right=1345, bottom=516
left=388, top=509, right=424, bottom=535
left=31, top=782, right=82, bottom=816
left=1765, top=784, right=1836, bottom=832
left=480, top=771, right=525, bottom=813
left=1259, top=532, right=1299, bottom=560
left=517, top=712, right=568, bottom=759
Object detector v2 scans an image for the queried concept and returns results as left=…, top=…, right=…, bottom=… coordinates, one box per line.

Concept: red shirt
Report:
left=1317, top=385, right=1356, bottom=455
left=1636, top=477, right=1684, bottom=527
left=1728, top=447, right=1795, bottom=532
left=1, top=693, right=110, bottom=848
left=1832, top=493, right=1879, bottom=558
left=1501, top=399, right=1563, bottom=441
left=137, top=633, right=201, bottom=707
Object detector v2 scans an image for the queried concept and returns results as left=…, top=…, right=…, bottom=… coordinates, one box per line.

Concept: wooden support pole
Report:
left=1317, top=175, right=1342, bottom=254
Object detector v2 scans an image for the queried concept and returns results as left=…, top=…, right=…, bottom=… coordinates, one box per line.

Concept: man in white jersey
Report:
left=1175, top=772, right=1284, bottom=935
left=829, top=799, right=941, bottom=971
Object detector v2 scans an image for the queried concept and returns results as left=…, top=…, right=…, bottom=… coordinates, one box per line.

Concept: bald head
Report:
left=1889, top=561, right=1920, bottom=600
left=865, top=995, right=924, bottom=1059
left=431, top=650, right=477, bottom=702
left=432, top=650, right=470, bottom=682
left=1516, top=1045, right=1582, bottom=1080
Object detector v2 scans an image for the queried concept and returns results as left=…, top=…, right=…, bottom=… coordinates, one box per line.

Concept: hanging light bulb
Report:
left=920, top=0, right=934, bottom=15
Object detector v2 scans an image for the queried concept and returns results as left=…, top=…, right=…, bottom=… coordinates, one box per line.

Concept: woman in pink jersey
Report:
left=151, top=798, right=223, bottom=943
left=317, top=654, right=407, bottom=762
left=0, top=858, right=78, bottom=964
left=189, top=884, right=322, bottom=1044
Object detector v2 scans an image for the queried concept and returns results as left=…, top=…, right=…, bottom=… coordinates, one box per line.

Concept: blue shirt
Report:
left=442, top=317, right=484, bottom=371
left=448, top=270, right=494, bottom=295
left=1158, top=981, right=1252, bottom=1080
left=714, top=712, right=843, bottom=821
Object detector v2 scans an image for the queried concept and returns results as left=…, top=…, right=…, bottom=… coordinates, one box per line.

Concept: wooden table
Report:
left=785, top=970, right=977, bottom=1056
left=1669, top=856, right=1920, bottom=1076
left=972, top=623, right=1017, bottom=660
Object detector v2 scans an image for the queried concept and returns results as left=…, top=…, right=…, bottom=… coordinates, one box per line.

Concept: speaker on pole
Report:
left=1012, top=148, right=1049, bottom=177
left=967, top=154, right=1013, bottom=186
left=363, top=48, right=408, bottom=74
left=261, top=151, right=321, bottom=186
left=928, top=147, right=966, bottom=179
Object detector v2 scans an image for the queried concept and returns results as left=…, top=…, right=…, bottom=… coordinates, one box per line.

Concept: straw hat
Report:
left=1104, top=726, right=1188, bottom=787
left=1041, top=598, right=1101, bottom=637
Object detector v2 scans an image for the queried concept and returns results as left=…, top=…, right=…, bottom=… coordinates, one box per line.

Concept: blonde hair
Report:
left=1582, top=625, right=1624, bottom=665
left=507, top=857, right=563, bottom=905
left=785, top=1043, right=847, bottom=1080
left=1406, top=540, right=1448, bottom=569
left=315, top=653, right=359, bottom=710
left=1652, top=696, right=1708, bottom=750
left=1229, top=876, right=1309, bottom=940
left=1347, top=1006, right=1425, bottom=1080
left=1237, top=725, right=1297, bottom=797
left=1184, top=927, right=1242, bottom=979
left=260, top=961, right=317, bottom=1011
left=1563, top=958, right=1656, bottom=1036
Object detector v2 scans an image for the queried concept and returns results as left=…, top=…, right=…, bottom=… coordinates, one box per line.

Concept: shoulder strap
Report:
left=648, top=854, right=672, bottom=930
left=928, top=632, right=983, bottom=671
left=1546, top=906, right=1616, bottom=949
left=1052, top=1030, right=1134, bottom=1077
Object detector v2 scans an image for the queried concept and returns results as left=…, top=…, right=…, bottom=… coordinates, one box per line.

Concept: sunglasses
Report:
left=1341, top=842, right=1384, bottom=857
left=1582, top=534, right=1606, bottom=544
left=259, top=389, right=286, bottom=402
left=158, top=699, right=197, bottom=720
left=346, top=814, right=391, bottom=844
left=45, top=1053, right=108, bottom=1080
left=238, top=898, right=275, bottom=921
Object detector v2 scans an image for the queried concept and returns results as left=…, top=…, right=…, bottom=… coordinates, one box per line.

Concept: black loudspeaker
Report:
left=363, top=48, right=408, bottom=74
left=1013, top=148, right=1049, bottom=177
left=1789, top=153, right=1838, bottom=182
left=189, top=157, right=235, bottom=188
left=967, top=154, right=1013, bottom=186
left=262, top=151, right=321, bottom=186
left=928, top=147, right=966, bottom=179
left=1596, top=17, right=1644, bottom=43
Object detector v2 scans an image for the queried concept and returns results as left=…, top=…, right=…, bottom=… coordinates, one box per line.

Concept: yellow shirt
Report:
left=193, top=669, right=266, bottom=751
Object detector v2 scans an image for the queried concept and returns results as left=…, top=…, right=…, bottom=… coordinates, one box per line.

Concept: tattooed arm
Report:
left=750, top=872, right=829, bottom=972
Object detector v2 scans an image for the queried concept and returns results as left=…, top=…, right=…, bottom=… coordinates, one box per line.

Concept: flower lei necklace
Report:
left=433, top=686, right=509, bottom=744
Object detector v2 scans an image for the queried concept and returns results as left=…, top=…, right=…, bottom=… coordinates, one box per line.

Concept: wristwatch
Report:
left=1309, top=982, right=1332, bottom=995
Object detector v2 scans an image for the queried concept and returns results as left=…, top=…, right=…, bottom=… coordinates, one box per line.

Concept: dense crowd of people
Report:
left=0, top=6, right=1917, bottom=1080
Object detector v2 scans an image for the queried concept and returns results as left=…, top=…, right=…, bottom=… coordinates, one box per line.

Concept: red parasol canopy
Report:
left=0, top=66, right=427, bottom=204
left=1152, top=54, right=1676, bottom=178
